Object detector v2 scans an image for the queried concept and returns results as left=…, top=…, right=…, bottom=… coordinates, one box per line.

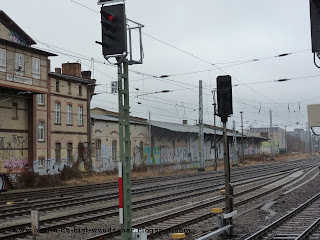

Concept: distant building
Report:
left=247, top=127, right=286, bottom=154
left=91, top=108, right=266, bottom=170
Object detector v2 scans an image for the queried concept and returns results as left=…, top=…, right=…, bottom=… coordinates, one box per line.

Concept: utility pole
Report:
left=305, top=122, right=308, bottom=155
left=198, top=80, right=205, bottom=171
left=149, top=111, right=153, bottom=166
left=213, top=90, right=218, bottom=170
left=149, top=111, right=151, bottom=149
left=240, top=111, right=245, bottom=164
left=270, top=110, right=274, bottom=160
left=232, top=120, right=238, bottom=165
left=284, top=126, right=287, bottom=154
left=117, top=58, right=132, bottom=239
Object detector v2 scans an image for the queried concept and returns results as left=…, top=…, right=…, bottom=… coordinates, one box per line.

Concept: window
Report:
left=37, top=94, right=45, bottom=105
left=112, top=140, right=117, bottom=161
left=68, top=82, right=71, bottom=94
left=32, top=57, right=40, bottom=79
left=15, top=53, right=24, bottom=75
left=38, top=158, right=45, bottom=167
left=12, top=102, right=18, bottom=120
left=56, top=80, right=59, bottom=92
left=139, top=141, right=144, bottom=160
left=96, top=140, right=102, bottom=161
left=55, top=143, right=61, bottom=162
left=78, top=106, right=83, bottom=125
left=79, top=84, right=82, bottom=96
left=54, top=103, right=61, bottom=124
left=67, top=104, right=72, bottom=125
left=37, top=122, right=45, bottom=141
left=0, top=48, right=6, bottom=72
left=67, top=143, right=73, bottom=163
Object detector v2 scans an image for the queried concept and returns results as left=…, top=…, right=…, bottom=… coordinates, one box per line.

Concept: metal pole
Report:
left=284, top=126, right=287, bottom=153
left=270, top=110, right=274, bottom=160
left=213, top=90, right=218, bottom=170
left=232, top=120, right=238, bottom=165
left=117, top=58, right=132, bottom=240
left=149, top=111, right=151, bottom=151
left=198, top=80, right=204, bottom=171
left=223, top=121, right=233, bottom=235
left=240, top=111, right=245, bottom=164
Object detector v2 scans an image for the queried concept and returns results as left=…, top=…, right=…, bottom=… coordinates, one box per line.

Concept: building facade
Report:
left=0, top=11, right=56, bottom=174
left=91, top=108, right=265, bottom=171
left=0, top=11, right=95, bottom=176
left=248, top=127, right=286, bottom=154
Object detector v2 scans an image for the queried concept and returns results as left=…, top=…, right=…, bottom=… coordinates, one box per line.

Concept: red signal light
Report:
left=108, top=14, right=115, bottom=21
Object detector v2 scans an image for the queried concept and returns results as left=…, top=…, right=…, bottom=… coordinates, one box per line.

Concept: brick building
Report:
left=0, top=11, right=95, bottom=176
left=0, top=10, right=56, bottom=174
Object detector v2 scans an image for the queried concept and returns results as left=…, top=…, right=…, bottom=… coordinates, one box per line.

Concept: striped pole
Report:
left=118, top=162, right=123, bottom=224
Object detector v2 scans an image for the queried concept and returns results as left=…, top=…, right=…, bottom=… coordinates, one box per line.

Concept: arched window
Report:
left=139, top=141, right=144, bottom=160
left=96, top=140, right=102, bottom=161
left=112, top=140, right=117, bottom=161
left=37, top=122, right=45, bottom=141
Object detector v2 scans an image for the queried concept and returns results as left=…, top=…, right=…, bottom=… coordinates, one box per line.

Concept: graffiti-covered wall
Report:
left=91, top=116, right=230, bottom=171
left=0, top=94, right=29, bottom=174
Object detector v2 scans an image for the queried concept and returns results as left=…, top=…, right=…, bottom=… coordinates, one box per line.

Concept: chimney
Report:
left=61, top=63, right=82, bottom=77
left=81, top=71, right=91, bottom=80
left=183, top=120, right=188, bottom=125
left=55, top=68, right=61, bottom=74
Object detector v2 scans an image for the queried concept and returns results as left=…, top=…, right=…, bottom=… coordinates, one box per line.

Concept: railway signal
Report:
left=98, top=3, right=127, bottom=57
left=310, top=0, right=320, bottom=53
left=216, top=75, right=234, bottom=237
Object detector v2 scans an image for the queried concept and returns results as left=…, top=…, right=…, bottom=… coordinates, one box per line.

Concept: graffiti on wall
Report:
left=4, top=157, right=28, bottom=173
left=0, top=135, right=25, bottom=159
left=1, top=135, right=27, bottom=173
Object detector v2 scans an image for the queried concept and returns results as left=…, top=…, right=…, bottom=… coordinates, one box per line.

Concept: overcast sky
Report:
left=2, top=0, right=320, bottom=131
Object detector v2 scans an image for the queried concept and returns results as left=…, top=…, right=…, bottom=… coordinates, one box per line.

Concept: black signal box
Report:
left=217, top=75, right=233, bottom=122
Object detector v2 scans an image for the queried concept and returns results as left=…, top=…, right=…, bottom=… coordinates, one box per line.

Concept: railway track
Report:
left=86, top=167, right=314, bottom=240
left=0, top=159, right=314, bottom=219
left=0, top=158, right=318, bottom=239
left=1, top=158, right=316, bottom=221
left=244, top=191, right=320, bottom=240
left=0, top=171, right=286, bottom=219
left=1, top=158, right=316, bottom=207
left=0, top=170, right=291, bottom=240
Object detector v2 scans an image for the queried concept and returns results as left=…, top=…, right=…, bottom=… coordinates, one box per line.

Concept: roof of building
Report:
left=49, top=72, right=95, bottom=85
left=150, top=120, right=236, bottom=137
left=0, top=10, right=36, bottom=46
left=91, top=114, right=148, bottom=125
left=91, top=111, right=266, bottom=140
left=91, top=107, right=149, bottom=123
left=0, top=38, right=57, bottom=57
